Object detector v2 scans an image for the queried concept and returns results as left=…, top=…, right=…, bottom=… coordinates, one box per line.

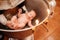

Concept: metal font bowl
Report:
left=0, top=0, right=50, bottom=39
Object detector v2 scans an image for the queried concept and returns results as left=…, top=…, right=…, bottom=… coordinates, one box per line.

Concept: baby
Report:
left=6, top=9, right=36, bottom=30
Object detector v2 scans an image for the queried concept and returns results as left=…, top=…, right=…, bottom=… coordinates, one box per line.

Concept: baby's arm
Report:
left=28, top=21, right=34, bottom=27
left=18, top=8, right=22, bottom=18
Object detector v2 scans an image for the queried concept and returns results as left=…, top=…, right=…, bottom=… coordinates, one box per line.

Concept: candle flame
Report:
left=47, top=9, right=50, bottom=15
left=35, top=19, right=39, bottom=25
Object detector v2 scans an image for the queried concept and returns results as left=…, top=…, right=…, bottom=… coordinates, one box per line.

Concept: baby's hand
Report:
left=28, top=21, right=34, bottom=27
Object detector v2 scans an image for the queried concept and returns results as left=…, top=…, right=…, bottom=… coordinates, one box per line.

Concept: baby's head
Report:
left=27, top=10, right=36, bottom=20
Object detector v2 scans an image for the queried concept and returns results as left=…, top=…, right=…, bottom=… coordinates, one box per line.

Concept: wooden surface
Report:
left=34, top=0, right=60, bottom=40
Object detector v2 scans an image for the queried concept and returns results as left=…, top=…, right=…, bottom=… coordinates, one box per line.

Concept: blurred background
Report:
left=0, top=0, right=60, bottom=40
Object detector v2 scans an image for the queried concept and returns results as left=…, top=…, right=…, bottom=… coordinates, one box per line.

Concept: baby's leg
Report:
left=6, top=21, right=19, bottom=30
left=6, top=21, right=13, bottom=29
left=11, top=15, right=18, bottom=25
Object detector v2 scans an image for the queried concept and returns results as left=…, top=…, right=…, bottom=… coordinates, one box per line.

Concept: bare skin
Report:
left=6, top=9, right=36, bottom=30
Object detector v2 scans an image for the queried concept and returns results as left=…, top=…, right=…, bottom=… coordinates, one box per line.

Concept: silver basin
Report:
left=0, top=0, right=50, bottom=39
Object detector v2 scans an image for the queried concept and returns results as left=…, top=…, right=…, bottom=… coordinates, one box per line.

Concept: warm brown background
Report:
left=4, top=0, right=60, bottom=40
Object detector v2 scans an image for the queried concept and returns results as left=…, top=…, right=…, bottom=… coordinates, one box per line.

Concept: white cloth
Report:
left=0, top=14, right=7, bottom=25
left=0, top=0, right=24, bottom=10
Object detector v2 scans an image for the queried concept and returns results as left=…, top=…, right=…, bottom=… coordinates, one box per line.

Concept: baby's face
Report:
left=28, top=10, right=36, bottom=19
